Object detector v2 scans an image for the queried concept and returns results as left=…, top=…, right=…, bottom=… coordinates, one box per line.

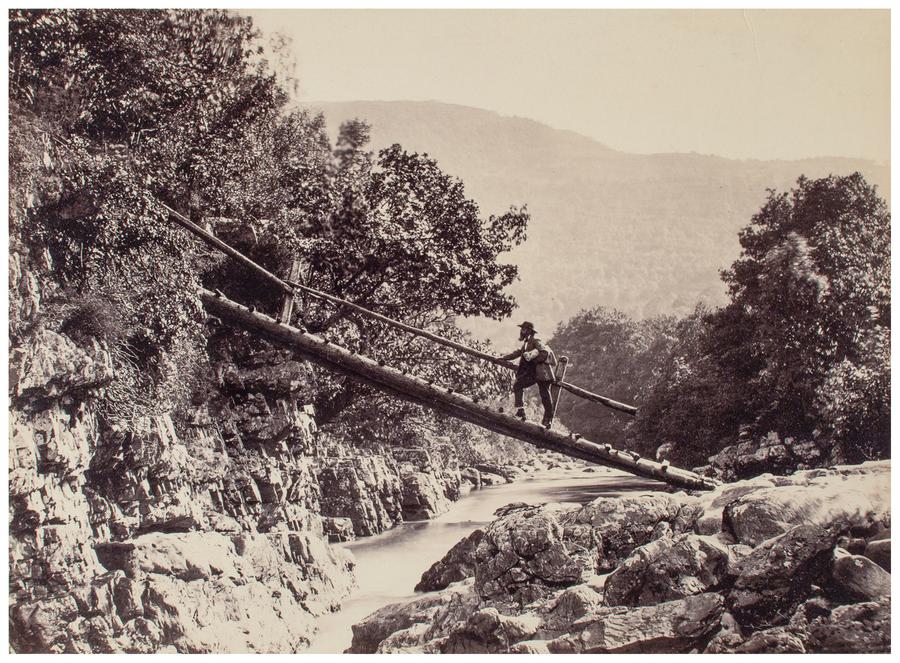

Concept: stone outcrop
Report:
left=566, top=492, right=699, bottom=571
left=729, top=524, right=837, bottom=628
left=315, top=456, right=403, bottom=537
left=721, top=463, right=890, bottom=546
left=416, top=528, right=485, bottom=592
left=831, top=548, right=892, bottom=602
left=350, top=461, right=891, bottom=654
left=8, top=283, right=357, bottom=653
left=8, top=257, right=551, bottom=653
left=604, top=534, right=732, bottom=606
left=474, top=504, right=587, bottom=604
left=696, top=431, right=828, bottom=482
left=547, top=593, right=725, bottom=653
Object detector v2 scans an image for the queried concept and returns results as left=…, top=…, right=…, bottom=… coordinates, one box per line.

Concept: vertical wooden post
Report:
left=549, top=356, right=569, bottom=420
left=278, top=258, right=304, bottom=324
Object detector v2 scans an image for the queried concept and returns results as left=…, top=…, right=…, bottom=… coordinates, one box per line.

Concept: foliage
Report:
left=9, top=8, right=287, bottom=418
left=633, top=174, right=890, bottom=466
left=627, top=307, right=746, bottom=466
left=711, top=173, right=890, bottom=460
left=546, top=308, right=679, bottom=448
left=10, top=9, right=530, bottom=450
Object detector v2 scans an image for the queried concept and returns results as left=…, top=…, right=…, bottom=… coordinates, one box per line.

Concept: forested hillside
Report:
left=308, top=101, right=889, bottom=344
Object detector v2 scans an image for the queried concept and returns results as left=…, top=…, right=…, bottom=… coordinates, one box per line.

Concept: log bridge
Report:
left=164, top=203, right=718, bottom=491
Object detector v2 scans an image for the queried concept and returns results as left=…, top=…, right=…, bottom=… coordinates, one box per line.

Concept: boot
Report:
left=515, top=408, right=527, bottom=422
left=541, top=416, right=553, bottom=430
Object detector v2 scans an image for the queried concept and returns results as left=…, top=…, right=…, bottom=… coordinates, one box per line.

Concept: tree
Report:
left=10, top=9, right=531, bottom=452
left=711, top=173, right=890, bottom=460
left=293, top=123, right=529, bottom=435
left=628, top=306, right=746, bottom=466
left=9, top=9, right=293, bottom=418
left=635, top=174, right=890, bottom=466
left=549, top=307, right=680, bottom=448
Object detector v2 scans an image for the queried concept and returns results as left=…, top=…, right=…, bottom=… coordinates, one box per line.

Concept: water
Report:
left=306, top=468, right=663, bottom=653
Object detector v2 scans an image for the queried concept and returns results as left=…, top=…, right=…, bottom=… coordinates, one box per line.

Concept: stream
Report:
left=306, top=467, right=665, bottom=653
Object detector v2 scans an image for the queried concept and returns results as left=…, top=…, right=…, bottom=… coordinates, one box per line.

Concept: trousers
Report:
left=513, top=374, right=554, bottom=420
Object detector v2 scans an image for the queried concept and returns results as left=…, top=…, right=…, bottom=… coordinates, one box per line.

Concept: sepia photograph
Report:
left=5, top=3, right=892, bottom=655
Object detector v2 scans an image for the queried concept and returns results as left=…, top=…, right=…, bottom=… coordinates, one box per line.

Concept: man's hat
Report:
left=518, top=321, right=536, bottom=332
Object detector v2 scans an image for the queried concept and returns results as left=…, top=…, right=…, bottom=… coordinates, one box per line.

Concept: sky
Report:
left=244, top=8, right=890, bottom=163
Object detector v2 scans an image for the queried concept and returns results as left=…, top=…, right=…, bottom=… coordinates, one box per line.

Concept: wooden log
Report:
left=278, top=258, right=304, bottom=324
left=549, top=356, right=569, bottom=420
left=200, top=289, right=717, bottom=491
left=162, top=202, right=638, bottom=416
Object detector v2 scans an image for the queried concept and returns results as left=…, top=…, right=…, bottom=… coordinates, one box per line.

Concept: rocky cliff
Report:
left=349, top=461, right=891, bottom=654
left=7, top=252, right=529, bottom=653
left=8, top=267, right=356, bottom=652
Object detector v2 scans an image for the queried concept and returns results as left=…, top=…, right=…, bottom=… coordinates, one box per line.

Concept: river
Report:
left=306, top=467, right=665, bottom=653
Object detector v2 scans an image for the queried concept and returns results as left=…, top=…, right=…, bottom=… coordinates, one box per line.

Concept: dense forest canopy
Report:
left=550, top=174, right=890, bottom=468
left=9, top=8, right=528, bottom=450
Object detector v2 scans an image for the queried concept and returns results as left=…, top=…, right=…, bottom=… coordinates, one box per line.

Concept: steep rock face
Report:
left=315, top=455, right=403, bottom=537
left=394, top=447, right=460, bottom=521
left=8, top=273, right=356, bottom=653
left=314, top=445, right=468, bottom=536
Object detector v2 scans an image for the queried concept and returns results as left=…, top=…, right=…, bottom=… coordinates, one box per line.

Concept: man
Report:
left=500, top=321, right=556, bottom=428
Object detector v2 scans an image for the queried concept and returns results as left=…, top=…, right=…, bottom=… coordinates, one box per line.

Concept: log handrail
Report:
left=201, top=289, right=715, bottom=490
left=160, top=201, right=637, bottom=416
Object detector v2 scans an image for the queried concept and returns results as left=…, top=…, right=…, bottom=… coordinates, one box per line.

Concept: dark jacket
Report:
left=501, top=335, right=556, bottom=382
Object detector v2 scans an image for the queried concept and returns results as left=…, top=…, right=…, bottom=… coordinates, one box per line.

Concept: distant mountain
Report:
left=302, top=100, right=890, bottom=346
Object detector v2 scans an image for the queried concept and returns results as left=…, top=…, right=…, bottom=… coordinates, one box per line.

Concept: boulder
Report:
left=540, top=584, right=603, bottom=633
left=692, top=475, right=777, bottom=535
left=416, top=529, right=485, bottom=592
left=831, top=548, right=891, bottom=602
left=441, top=608, right=542, bottom=653
left=349, top=596, right=442, bottom=654
left=734, top=627, right=806, bottom=653
left=701, top=433, right=826, bottom=481
left=723, top=462, right=890, bottom=546
left=474, top=463, right=518, bottom=482
left=348, top=580, right=479, bottom=654
left=459, top=467, right=481, bottom=490
left=508, top=639, right=551, bottom=654
left=805, top=600, right=891, bottom=653
left=729, top=524, right=837, bottom=628
left=604, top=534, right=731, bottom=606
left=474, top=505, right=586, bottom=604
left=863, top=538, right=890, bottom=572
left=548, top=593, right=724, bottom=653
left=478, top=471, right=508, bottom=487
left=703, top=611, right=745, bottom=653
left=569, top=493, right=698, bottom=571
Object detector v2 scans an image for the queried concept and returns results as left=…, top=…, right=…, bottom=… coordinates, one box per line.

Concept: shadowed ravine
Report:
left=307, top=469, right=659, bottom=653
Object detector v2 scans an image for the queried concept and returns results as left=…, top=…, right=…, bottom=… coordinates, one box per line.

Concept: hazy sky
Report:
left=244, top=9, right=890, bottom=163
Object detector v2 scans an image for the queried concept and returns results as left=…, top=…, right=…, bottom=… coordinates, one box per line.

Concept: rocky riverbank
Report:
left=349, top=460, right=891, bottom=654
left=8, top=257, right=574, bottom=653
